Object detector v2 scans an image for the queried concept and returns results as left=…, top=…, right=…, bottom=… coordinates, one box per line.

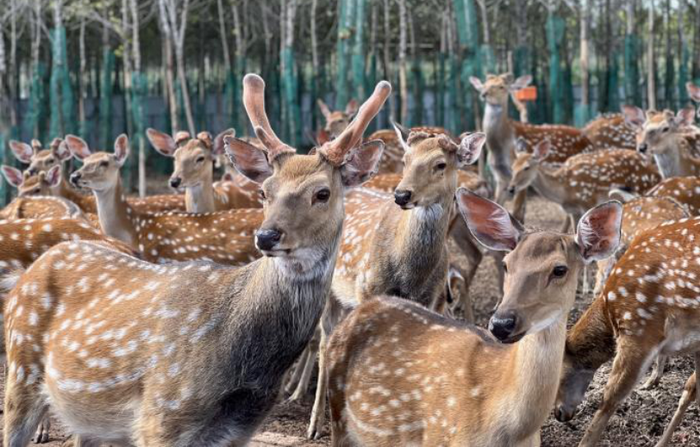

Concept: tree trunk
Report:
left=663, top=0, right=673, bottom=109
left=130, top=0, right=146, bottom=197
left=159, top=0, right=180, bottom=134
left=578, top=0, right=590, bottom=125
left=8, top=0, right=17, bottom=130
left=398, top=0, right=408, bottom=124
left=165, top=0, right=195, bottom=135
left=78, top=6, right=87, bottom=132
left=217, top=0, right=231, bottom=71
left=383, top=0, right=394, bottom=120
left=647, top=0, right=656, bottom=109
left=694, top=0, right=700, bottom=81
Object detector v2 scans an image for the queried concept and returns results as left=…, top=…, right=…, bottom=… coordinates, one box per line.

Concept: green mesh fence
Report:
left=281, top=47, right=300, bottom=146
left=131, top=71, right=147, bottom=189
left=664, top=49, right=675, bottom=110
left=352, top=0, right=367, bottom=102
left=22, top=63, right=48, bottom=142
left=99, top=48, right=115, bottom=149
left=607, top=52, right=620, bottom=112
left=49, top=27, right=75, bottom=140
left=624, top=34, right=641, bottom=106
left=335, top=0, right=353, bottom=109
left=546, top=15, right=565, bottom=124
left=679, top=45, right=690, bottom=105
left=453, top=0, right=479, bottom=130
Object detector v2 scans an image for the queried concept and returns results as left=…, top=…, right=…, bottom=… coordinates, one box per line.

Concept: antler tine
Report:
left=242, top=74, right=295, bottom=160
left=321, top=80, right=392, bottom=166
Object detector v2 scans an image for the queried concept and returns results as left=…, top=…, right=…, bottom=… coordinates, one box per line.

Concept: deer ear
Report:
left=65, top=135, right=92, bottom=161
left=531, top=140, right=550, bottom=161
left=9, top=141, right=34, bottom=164
left=392, top=122, right=412, bottom=153
left=340, top=140, right=385, bottom=188
left=317, top=99, right=332, bottom=120
left=469, top=76, right=485, bottom=93
left=510, top=75, right=532, bottom=91
left=345, top=99, right=359, bottom=117
left=621, top=105, right=646, bottom=130
left=221, top=171, right=235, bottom=182
left=213, top=128, right=236, bottom=156
left=686, top=82, right=700, bottom=102
left=45, top=164, right=62, bottom=187
left=675, top=108, right=695, bottom=128
left=456, top=188, right=523, bottom=252
left=114, top=134, right=130, bottom=166
left=515, top=137, right=529, bottom=154
left=224, top=135, right=273, bottom=184
left=55, top=141, right=73, bottom=162
left=2, top=165, right=24, bottom=188
left=147, top=128, right=178, bottom=157
left=457, top=132, right=486, bottom=167
left=576, top=201, right=623, bottom=263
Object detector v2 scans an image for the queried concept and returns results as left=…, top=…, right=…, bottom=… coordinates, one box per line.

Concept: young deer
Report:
left=326, top=190, right=622, bottom=446
left=646, top=176, right=700, bottom=215
left=2, top=165, right=62, bottom=198
left=66, top=135, right=263, bottom=265
left=9, top=138, right=69, bottom=176
left=508, top=141, right=659, bottom=225
left=623, top=106, right=700, bottom=178
left=582, top=113, right=637, bottom=150
left=365, top=126, right=457, bottom=175
left=318, top=98, right=358, bottom=139
left=555, top=217, right=700, bottom=447
left=0, top=196, right=84, bottom=222
left=2, top=74, right=390, bottom=447
left=469, top=73, right=595, bottom=218
left=688, top=82, right=700, bottom=104
left=148, top=128, right=262, bottom=212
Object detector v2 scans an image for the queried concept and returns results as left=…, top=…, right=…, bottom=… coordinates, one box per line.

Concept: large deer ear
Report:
left=674, top=108, right=695, bottom=128
left=9, top=141, right=34, bottom=164
left=345, top=99, right=359, bottom=117
left=576, top=201, right=623, bottom=263
left=1, top=165, right=24, bottom=188
left=621, top=105, right=646, bottom=130
left=469, top=76, right=485, bottom=93
left=317, top=99, right=332, bottom=120
left=456, top=188, right=524, bottom=252
left=147, top=128, right=178, bottom=157
left=392, top=122, right=412, bottom=153
left=457, top=132, right=486, bottom=167
left=55, top=140, right=73, bottom=162
left=340, top=140, right=385, bottom=187
left=45, top=164, right=62, bottom=187
left=686, top=82, right=700, bottom=102
left=213, top=128, right=235, bottom=156
left=531, top=140, right=550, bottom=162
left=510, top=75, right=532, bottom=91
left=224, top=135, right=273, bottom=184
left=65, top=135, right=92, bottom=161
left=114, top=134, right=130, bottom=166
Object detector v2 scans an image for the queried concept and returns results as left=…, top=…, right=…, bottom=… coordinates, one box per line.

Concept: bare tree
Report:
left=580, top=0, right=590, bottom=115
left=158, top=0, right=180, bottom=133
left=398, top=0, right=408, bottom=123
left=647, top=0, right=656, bottom=109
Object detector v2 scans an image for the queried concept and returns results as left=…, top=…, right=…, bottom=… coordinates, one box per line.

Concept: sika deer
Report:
left=326, top=191, right=622, bottom=446
left=318, top=98, right=358, bottom=139
left=66, top=135, right=263, bottom=265
left=622, top=106, right=700, bottom=177
left=508, top=140, right=659, bottom=225
left=9, top=138, right=70, bottom=176
left=646, top=176, right=700, bottom=215
left=2, top=165, right=62, bottom=198
left=582, top=113, right=637, bottom=150
left=148, top=128, right=262, bottom=211
left=2, top=74, right=390, bottom=447
left=555, top=217, right=700, bottom=447
left=0, top=196, right=84, bottom=221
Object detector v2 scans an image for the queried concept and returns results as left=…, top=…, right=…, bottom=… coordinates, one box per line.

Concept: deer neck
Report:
left=483, top=101, right=515, bottom=173
left=530, top=165, right=571, bottom=206
left=185, top=168, right=216, bottom=213
left=92, top=178, right=139, bottom=248
left=396, top=192, right=452, bottom=262
left=498, top=315, right=568, bottom=438
left=566, top=295, right=616, bottom=371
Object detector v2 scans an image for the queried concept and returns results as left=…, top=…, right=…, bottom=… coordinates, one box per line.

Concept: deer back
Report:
left=582, top=113, right=637, bottom=150
left=647, top=176, right=700, bottom=215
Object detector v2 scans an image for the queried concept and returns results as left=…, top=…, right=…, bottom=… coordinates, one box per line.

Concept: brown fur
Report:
left=647, top=176, right=700, bottom=215
left=582, top=113, right=637, bottom=150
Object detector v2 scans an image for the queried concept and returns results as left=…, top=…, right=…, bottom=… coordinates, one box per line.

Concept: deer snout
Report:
left=489, top=311, right=518, bottom=342
left=554, top=405, right=575, bottom=423
left=637, top=143, right=648, bottom=154
left=255, top=228, right=283, bottom=252
left=170, top=177, right=182, bottom=189
left=507, top=185, right=516, bottom=196
left=394, top=189, right=413, bottom=207
left=69, top=172, right=82, bottom=187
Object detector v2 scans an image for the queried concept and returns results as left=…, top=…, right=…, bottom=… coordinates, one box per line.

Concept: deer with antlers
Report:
left=623, top=106, right=700, bottom=178
left=148, top=128, right=262, bottom=212
left=65, top=134, right=263, bottom=265
left=325, top=190, right=622, bottom=446
left=2, top=74, right=390, bottom=447
left=304, top=129, right=486, bottom=439
left=555, top=216, right=700, bottom=446
left=469, top=73, right=596, bottom=220
left=508, top=141, right=659, bottom=225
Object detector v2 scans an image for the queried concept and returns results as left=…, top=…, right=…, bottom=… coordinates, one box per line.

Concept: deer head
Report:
left=392, top=126, right=485, bottom=209
left=687, top=82, right=700, bottom=106
left=10, top=138, right=72, bottom=176
left=67, top=134, right=130, bottom=192
left=2, top=165, right=62, bottom=197
left=458, top=189, right=622, bottom=343
left=469, top=73, right=532, bottom=106
left=148, top=128, right=235, bottom=189
left=318, top=98, right=358, bottom=139
left=507, top=139, right=550, bottom=196
left=622, top=106, right=695, bottom=155
left=224, top=74, right=390, bottom=276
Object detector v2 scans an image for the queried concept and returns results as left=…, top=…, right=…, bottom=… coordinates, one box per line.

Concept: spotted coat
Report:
left=646, top=176, right=700, bottom=216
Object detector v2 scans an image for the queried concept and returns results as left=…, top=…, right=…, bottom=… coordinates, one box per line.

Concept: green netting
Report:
left=479, top=45, right=495, bottom=77
left=447, top=55, right=459, bottom=134
left=563, top=63, right=574, bottom=124
left=49, top=27, right=75, bottom=139
left=99, top=48, right=115, bottom=149
left=223, top=69, right=237, bottom=131
left=437, top=52, right=446, bottom=127
left=234, top=56, right=245, bottom=133
left=664, top=49, right=675, bottom=110
left=410, top=58, right=424, bottom=127
left=131, top=71, right=147, bottom=176
left=351, top=0, right=367, bottom=101
left=678, top=45, right=690, bottom=105
left=22, top=63, right=48, bottom=141
left=335, top=0, right=354, bottom=109
left=546, top=15, right=565, bottom=124
left=281, top=47, right=300, bottom=147
left=607, top=52, right=620, bottom=112
left=624, top=34, right=641, bottom=106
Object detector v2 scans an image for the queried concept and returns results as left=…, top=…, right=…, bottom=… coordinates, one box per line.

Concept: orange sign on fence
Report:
left=514, top=86, right=538, bottom=102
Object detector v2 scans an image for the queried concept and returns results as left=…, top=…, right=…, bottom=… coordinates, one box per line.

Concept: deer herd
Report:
left=0, top=74, right=698, bottom=447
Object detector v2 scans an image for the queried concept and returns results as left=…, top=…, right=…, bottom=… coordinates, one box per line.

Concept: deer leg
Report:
left=641, top=355, right=667, bottom=390
left=285, top=346, right=310, bottom=395
left=655, top=372, right=696, bottom=447
left=307, top=325, right=329, bottom=440
left=289, top=333, right=319, bottom=401
left=3, top=379, right=48, bottom=447
left=34, top=415, right=50, bottom=443
left=448, top=219, right=483, bottom=320
left=579, top=343, right=652, bottom=447
left=511, top=189, right=527, bottom=223
left=695, top=353, right=700, bottom=407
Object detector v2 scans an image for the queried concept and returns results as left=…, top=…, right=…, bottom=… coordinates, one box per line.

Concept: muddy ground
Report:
left=0, top=195, right=697, bottom=446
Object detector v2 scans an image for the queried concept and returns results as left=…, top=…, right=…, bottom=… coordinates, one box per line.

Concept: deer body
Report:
left=327, top=191, right=623, bottom=447
left=582, top=113, right=637, bottom=150
left=556, top=217, right=700, bottom=447
left=647, top=176, right=700, bottom=215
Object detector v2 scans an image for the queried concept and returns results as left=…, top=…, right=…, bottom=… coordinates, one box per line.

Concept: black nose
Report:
left=394, top=190, right=413, bottom=206
left=489, top=311, right=517, bottom=342
left=508, top=186, right=516, bottom=195
left=170, top=177, right=182, bottom=188
left=638, top=143, right=647, bottom=154
left=255, top=228, right=282, bottom=251
left=69, top=172, right=81, bottom=187
left=554, top=406, right=573, bottom=423
left=27, top=168, right=39, bottom=176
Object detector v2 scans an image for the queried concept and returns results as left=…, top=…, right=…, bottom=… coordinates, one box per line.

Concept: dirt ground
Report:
left=0, top=195, right=698, bottom=446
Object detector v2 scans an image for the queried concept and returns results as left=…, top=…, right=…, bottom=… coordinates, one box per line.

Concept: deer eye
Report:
left=552, top=266, right=568, bottom=278
left=314, top=188, right=331, bottom=204
left=100, top=161, right=109, bottom=168
left=196, top=156, right=206, bottom=163
left=435, top=162, right=447, bottom=171
left=260, top=189, right=267, bottom=200
left=502, top=262, right=508, bottom=273
left=661, top=127, right=669, bottom=133
left=47, top=158, right=55, bottom=164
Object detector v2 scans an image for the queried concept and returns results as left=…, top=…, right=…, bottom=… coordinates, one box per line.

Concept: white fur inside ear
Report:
left=393, top=125, right=412, bottom=154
